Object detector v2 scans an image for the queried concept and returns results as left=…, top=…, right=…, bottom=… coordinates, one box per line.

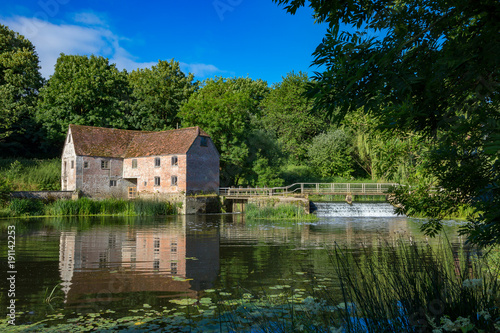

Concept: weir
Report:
left=312, top=202, right=399, bottom=217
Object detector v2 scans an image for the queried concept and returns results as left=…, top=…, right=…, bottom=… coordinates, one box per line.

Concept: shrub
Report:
left=8, top=198, right=45, bottom=216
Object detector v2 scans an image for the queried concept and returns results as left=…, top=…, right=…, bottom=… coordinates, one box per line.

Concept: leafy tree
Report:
left=0, top=24, right=44, bottom=156
left=37, top=54, right=130, bottom=143
left=261, top=71, right=327, bottom=161
left=307, top=129, right=354, bottom=179
left=179, top=77, right=272, bottom=186
left=127, top=59, right=198, bottom=131
left=274, top=0, right=500, bottom=246
left=343, top=109, right=424, bottom=183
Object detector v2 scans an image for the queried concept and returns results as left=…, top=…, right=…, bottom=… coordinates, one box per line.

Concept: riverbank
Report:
left=0, top=197, right=177, bottom=218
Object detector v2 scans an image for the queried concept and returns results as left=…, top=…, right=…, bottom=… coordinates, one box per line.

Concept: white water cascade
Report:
left=313, top=202, right=399, bottom=217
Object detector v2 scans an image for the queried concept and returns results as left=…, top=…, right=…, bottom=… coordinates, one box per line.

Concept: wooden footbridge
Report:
left=220, top=183, right=399, bottom=198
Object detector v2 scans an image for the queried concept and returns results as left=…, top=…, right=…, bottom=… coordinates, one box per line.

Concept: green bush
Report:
left=245, top=203, right=316, bottom=220
left=8, top=198, right=45, bottom=216
left=0, top=158, right=60, bottom=191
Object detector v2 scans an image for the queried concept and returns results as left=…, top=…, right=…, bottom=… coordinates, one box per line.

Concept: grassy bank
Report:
left=245, top=203, right=317, bottom=221
left=1, top=197, right=177, bottom=218
left=0, top=158, right=61, bottom=191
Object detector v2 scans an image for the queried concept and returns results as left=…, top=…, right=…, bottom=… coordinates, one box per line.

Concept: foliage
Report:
left=0, top=158, right=60, bottom=191
left=0, top=24, right=45, bottom=156
left=127, top=59, right=198, bottom=131
left=179, top=77, right=273, bottom=186
left=274, top=0, right=500, bottom=246
left=36, top=54, right=131, bottom=143
left=245, top=203, right=316, bottom=220
left=8, top=198, right=45, bottom=216
left=44, top=198, right=175, bottom=217
left=330, top=240, right=500, bottom=332
left=261, top=71, right=327, bottom=162
left=343, top=109, right=424, bottom=182
left=307, top=129, right=355, bottom=179
left=0, top=176, right=13, bottom=205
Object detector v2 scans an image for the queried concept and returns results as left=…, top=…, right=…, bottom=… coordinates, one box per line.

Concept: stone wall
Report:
left=123, top=155, right=188, bottom=195
left=183, top=195, right=221, bottom=215
left=11, top=191, right=74, bottom=200
left=186, top=136, right=220, bottom=194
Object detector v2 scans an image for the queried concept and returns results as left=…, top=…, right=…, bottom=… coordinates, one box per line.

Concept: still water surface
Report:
left=0, top=203, right=465, bottom=325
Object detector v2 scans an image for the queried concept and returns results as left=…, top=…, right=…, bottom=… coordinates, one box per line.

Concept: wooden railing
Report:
left=220, top=183, right=399, bottom=197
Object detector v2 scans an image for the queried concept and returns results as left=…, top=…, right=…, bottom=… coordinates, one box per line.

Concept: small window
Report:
left=171, top=156, right=178, bottom=166
left=171, top=176, right=178, bottom=186
left=200, top=137, right=208, bottom=147
left=154, top=157, right=161, bottom=167
left=144, top=181, right=147, bottom=186
left=71, top=160, right=74, bottom=169
left=83, top=161, right=89, bottom=169
left=132, top=159, right=137, bottom=169
left=101, top=160, right=109, bottom=169
left=154, top=176, right=161, bottom=186
left=67, top=135, right=71, bottom=143
left=171, top=262, right=178, bottom=275
left=110, top=180, right=117, bottom=187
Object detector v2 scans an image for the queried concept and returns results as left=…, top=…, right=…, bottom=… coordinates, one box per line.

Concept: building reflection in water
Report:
left=58, top=216, right=220, bottom=306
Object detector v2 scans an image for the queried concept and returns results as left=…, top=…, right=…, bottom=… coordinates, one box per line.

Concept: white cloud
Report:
left=179, top=62, right=223, bottom=78
left=72, top=12, right=107, bottom=27
left=1, top=15, right=224, bottom=79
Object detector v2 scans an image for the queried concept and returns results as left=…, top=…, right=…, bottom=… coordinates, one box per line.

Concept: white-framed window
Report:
left=154, top=157, right=161, bottom=167
left=110, top=180, right=117, bottom=187
left=154, top=176, right=161, bottom=186
left=132, top=159, right=137, bottom=169
left=101, top=160, right=109, bottom=169
left=171, top=156, right=178, bottom=166
left=171, top=176, right=178, bottom=186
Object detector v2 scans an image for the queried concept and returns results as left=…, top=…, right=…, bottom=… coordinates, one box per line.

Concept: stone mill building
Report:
left=61, top=124, right=220, bottom=199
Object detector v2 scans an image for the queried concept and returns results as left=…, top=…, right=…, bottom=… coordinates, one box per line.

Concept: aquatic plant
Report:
left=245, top=203, right=317, bottom=221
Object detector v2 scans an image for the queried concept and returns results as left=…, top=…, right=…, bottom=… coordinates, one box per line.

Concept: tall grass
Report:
left=0, top=158, right=61, bottom=191
left=245, top=203, right=317, bottom=221
left=5, top=198, right=175, bottom=217
left=326, top=240, right=500, bottom=332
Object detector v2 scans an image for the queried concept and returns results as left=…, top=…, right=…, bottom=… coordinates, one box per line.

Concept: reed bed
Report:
left=5, top=198, right=175, bottom=217
left=245, top=203, right=317, bottom=221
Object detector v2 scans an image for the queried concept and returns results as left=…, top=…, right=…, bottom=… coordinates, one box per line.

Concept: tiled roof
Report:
left=69, top=124, right=210, bottom=158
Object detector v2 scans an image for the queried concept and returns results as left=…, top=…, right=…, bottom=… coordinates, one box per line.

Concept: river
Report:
left=0, top=202, right=467, bottom=330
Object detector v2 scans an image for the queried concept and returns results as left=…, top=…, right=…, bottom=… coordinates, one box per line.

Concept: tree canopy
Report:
left=127, top=59, right=197, bottom=131
left=274, top=0, right=499, bottom=245
left=0, top=24, right=44, bottom=156
left=36, top=54, right=130, bottom=143
left=261, top=71, right=327, bottom=161
left=179, top=77, right=275, bottom=186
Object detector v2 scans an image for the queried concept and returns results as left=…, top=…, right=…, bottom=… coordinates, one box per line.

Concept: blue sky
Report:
left=0, top=0, right=329, bottom=85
